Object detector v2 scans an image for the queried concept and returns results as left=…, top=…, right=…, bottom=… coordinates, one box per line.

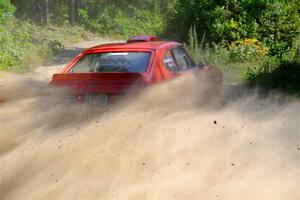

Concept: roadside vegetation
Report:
left=1, top=0, right=299, bottom=94
left=0, top=1, right=90, bottom=72
left=179, top=0, right=300, bottom=95
left=0, top=22, right=88, bottom=72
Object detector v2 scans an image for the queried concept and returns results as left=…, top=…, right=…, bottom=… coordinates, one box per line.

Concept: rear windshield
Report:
left=69, top=52, right=151, bottom=73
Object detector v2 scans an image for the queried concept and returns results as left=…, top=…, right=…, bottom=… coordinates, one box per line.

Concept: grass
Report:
left=187, top=26, right=300, bottom=96
left=187, top=44, right=259, bottom=84
left=0, top=21, right=94, bottom=72
left=19, top=24, right=93, bottom=72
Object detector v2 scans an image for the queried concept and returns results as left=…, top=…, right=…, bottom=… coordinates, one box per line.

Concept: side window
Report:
left=163, top=46, right=196, bottom=72
left=163, top=50, right=177, bottom=72
left=171, top=47, right=195, bottom=71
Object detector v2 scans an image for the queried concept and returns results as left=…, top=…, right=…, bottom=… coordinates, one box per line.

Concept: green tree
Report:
left=0, top=0, right=15, bottom=22
left=167, top=0, right=300, bottom=56
left=259, top=1, right=300, bottom=56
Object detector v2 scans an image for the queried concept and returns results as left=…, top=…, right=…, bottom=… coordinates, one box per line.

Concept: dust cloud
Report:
left=0, top=72, right=299, bottom=200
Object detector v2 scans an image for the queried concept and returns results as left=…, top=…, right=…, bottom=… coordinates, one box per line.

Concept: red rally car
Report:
left=51, top=35, right=222, bottom=105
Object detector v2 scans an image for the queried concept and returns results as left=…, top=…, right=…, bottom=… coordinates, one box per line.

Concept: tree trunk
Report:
left=69, top=0, right=75, bottom=26
left=52, top=0, right=59, bottom=17
left=74, top=0, right=80, bottom=23
left=161, top=0, right=168, bottom=11
left=35, top=0, right=43, bottom=25
left=41, top=0, right=48, bottom=26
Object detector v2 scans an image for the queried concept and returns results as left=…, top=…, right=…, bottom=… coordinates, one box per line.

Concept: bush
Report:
left=186, top=26, right=255, bottom=83
left=0, top=14, right=31, bottom=70
left=167, top=0, right=300, bottom=57
left=0, top=20, right=87, bottom=71
left=247, top=59, right=300, bottom=94
left=258, top=1, right=300, bottom=57
left=79, top=4, right=166, bottom=38
left=0, top=0, right=15, bottom=18
left=228, top=38, right=268, bottom=63
left=0, top=27, right=31, bottom=70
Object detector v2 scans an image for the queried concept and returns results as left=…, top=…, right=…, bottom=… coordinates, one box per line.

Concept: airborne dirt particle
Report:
left=0, top=73, right=299, bottom=200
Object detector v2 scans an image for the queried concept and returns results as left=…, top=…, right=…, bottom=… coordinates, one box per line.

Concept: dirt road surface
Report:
left=0, top=39, right=299, bottom=200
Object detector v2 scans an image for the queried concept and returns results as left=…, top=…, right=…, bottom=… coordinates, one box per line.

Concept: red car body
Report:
left=51, top=36, right=222, bottom=104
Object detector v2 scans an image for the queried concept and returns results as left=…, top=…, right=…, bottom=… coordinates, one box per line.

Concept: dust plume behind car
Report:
left=0, top=72, right=299, bottom=200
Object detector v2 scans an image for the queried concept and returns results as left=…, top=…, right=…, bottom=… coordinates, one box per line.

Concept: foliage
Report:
left=0, top=0, right=15, bottom=17
left=258, top=1, right=300, bottom=56
left=0, top=7, right=87, bottom=71
left=0, top=23, right=31, bottom=70
left=16, top=24, right=87, bottom=71
left=10, top=0, right=298, bottom=57
left=2, top=0, right=300, bottom=94
left=187, top=25, right=300, bottom=88
left=245, top=34, right=300, bottom=94
left=0, top=1, right=31, bottom=70
left=246, top=59, right=300, bottom=95
left=11, top=0, right=167, bottom=37
left=187, top=32, right=253, bottom=83
left=228, top=38, right=268, bottom=63
left=187, top=26, right=201, bottom=63
left=167, top=0, right=300, bottom=57
left=79, top=3, right=165, bottom=37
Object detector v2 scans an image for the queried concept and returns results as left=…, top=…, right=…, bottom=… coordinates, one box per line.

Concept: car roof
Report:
left=86, top=41, right=181, bottom=52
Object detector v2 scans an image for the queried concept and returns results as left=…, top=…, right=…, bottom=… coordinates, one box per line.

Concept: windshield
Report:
left=69, top=52, right=151, bottom=73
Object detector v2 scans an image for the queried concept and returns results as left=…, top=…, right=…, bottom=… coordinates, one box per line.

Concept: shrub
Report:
left=247, top=59, right=300, bottom=94
left=167, top=0, right=300, bottom=57
left=0, top=20, right=87, bottom=71
left=228, top=38, right=268, bottom=63
left=258, top=1, right=300, bottom=57
left=79, top=4, right=166, bottom=38
left=0, top=18, right=31, bottom=70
